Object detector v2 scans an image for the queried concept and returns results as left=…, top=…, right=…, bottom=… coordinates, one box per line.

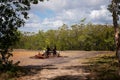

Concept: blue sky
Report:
left=19, top=0, right=112, bottom=33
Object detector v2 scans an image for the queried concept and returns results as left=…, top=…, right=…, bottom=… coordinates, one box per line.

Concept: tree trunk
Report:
left=0, top=49, right=8, bottom=65
left=112, top=0, right=120, bottom=63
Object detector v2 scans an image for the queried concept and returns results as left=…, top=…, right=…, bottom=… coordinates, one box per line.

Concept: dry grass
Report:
left=84, top=52, right=120, bottom=80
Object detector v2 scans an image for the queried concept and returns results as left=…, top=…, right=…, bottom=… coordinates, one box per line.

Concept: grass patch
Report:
left=0, top=64, right=30, bottom=80
left=86, top=52, right=120, bottom=80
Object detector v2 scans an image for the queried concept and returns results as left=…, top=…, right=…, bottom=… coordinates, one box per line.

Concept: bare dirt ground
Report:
left=12, top=49, right=112, bottom=80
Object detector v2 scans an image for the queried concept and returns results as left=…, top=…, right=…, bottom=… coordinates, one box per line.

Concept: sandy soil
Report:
left=12, top=49, right=111, bottom=80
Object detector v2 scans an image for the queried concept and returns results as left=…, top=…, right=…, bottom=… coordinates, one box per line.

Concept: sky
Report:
left=19, top=0, right=112, bottom=33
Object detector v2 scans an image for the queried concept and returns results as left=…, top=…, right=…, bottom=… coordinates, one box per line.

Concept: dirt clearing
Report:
left=12, top=50, right=112, bottom=80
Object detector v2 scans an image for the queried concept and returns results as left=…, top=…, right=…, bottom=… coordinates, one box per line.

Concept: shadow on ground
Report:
left=13, top=53, right=120, bottom=80
left=53, top=53, right=120, bottom=80
left=50, top=75, right=90, bottom=80
left=18, top=64, right=57, bottom=77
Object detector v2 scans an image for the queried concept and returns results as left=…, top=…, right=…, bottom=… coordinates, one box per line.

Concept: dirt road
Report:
left=12, top=50, right=111, bottom=80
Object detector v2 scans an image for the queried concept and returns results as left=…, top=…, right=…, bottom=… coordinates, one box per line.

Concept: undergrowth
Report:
left=0, top=63, right=28, bottom=80
left=86, top=52, right=120, bottom=80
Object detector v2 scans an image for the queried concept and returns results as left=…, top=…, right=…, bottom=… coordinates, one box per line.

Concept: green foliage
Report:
left=0, top=0, right=44, bottom=70
left=15, top=24, right=115, bottom=51
left=108, top=0, right=120, bottom=14
left=0, top=61, right=21, bottom=80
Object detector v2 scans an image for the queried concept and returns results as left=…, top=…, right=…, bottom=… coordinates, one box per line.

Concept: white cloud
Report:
left=51, top=20, right=63, bottom=27
left=28, top=13, right=41, bottom=22
left=89, top=5, right=112, bottom=24
left=20, top=17, right=63, bottom=32
left=19, top=0, right=112, bottom=32
left=25, top=23, right=41, bottom=28
left=42, top=18, right=63, bottom=28
left=90, top=6, right=107, bottom=19
left=56, top=9, right=76, bottom=21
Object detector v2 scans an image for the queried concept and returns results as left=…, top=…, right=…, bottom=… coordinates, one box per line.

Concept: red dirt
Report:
left=11, top=49, right=112, bottom=80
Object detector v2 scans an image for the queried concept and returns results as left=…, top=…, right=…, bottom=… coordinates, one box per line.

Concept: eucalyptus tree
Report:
left=108, top=0, right=120, bottom=63
left=0, top=0, right=44, bottom=66
left=58, top=24, right=70, bottom=50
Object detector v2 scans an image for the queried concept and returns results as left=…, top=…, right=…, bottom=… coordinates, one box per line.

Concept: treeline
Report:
left=15, top=23, right=115, bottom=51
